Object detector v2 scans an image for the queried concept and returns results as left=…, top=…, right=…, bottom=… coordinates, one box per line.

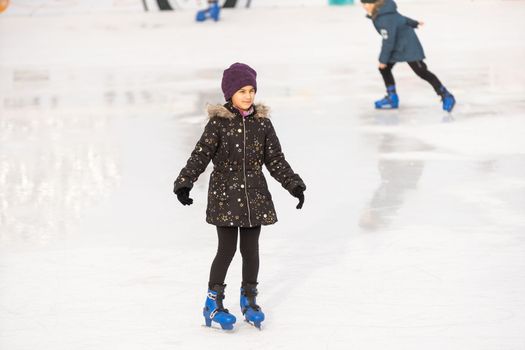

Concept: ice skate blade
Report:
left=201, top=324, right=236, bottom=332
left=244, top=319, right=263, bottom=330
left=375, top=105, right=398, bottom=110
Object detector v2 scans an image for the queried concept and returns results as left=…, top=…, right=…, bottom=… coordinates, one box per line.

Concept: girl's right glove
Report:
left=291, top=186, right=305, bottom=210
left=175, top=187, right=193, bottom=206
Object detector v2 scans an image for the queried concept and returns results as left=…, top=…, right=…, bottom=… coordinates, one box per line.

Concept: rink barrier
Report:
left=154, top=0, right=247, bottom=11
left=2, top=0, right=365, bottom=16
left=329, top=0, right=354, bottom=5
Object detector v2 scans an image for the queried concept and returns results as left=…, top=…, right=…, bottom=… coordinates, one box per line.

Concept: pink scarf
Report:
left=235, top=106, right=254, bottom=118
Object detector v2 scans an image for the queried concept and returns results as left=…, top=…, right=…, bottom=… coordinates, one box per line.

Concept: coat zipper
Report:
left=242, top=117, right=253, bottom=227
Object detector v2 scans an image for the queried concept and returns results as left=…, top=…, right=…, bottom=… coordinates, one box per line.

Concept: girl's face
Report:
left=231, top=85, right=256, bottom=111
left=362, top=3, right=375, bottom=15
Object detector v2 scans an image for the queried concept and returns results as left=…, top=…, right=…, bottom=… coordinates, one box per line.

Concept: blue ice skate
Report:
left=240, top=283, right=265, bottom=330
left=439, top=86, right=456, bottom=113
left=203, top=284, right=236, bottom=330
left=375, top=85, right=399, bottom=109
left=196, top=2, right=220, bottom=22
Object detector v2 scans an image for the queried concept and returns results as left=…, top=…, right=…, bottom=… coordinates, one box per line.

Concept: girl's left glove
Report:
left=174, top=187, right=193, bottom=206
left=291, top=186, right=305, bottom=209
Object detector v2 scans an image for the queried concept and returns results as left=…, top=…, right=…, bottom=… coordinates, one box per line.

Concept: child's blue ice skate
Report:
left=240, top=282, right=265, bottom=330
left=203, top=284, right=236, bottom=330
left=196, top=9, right=207, bottom=22
left=195, top=2, right=220, bottom=22
left=209, top=2, right=220, bottom=21
left=439, top=86, right=455, bottom=113
left=375, top=85, right=399, bottom=109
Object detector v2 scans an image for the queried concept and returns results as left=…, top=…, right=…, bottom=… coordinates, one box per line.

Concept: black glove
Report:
left=291, top=186, right=305, bottom=210
left=175, top=187, right=193, bottom=206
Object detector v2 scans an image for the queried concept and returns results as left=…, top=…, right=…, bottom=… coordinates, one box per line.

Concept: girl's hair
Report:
left=370, top=0, right=385, bottom=19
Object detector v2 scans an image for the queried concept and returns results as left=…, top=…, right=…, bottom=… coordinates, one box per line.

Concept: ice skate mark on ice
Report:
left=13, top=70, right=49, bottom=83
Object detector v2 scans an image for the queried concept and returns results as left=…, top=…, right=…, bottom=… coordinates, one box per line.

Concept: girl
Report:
left=361, top=0, right=456, bottom=112
left=173, top=63, right=306, bottom=330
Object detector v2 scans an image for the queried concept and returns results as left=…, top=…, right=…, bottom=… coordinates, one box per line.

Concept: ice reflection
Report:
left=359, top=121, right=432, bottom=231
left=0, top=69, right=123, bottom=245
left=0, top=65, right=225, bottom=245
left=0, top=114, right=121, bottom=244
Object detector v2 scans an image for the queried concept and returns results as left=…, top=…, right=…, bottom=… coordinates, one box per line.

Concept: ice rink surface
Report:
left=1, top=1, right=525, bottom=349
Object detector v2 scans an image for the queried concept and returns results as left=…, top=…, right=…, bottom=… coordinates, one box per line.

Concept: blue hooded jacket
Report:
left=369, top=0, right=425, bottom=64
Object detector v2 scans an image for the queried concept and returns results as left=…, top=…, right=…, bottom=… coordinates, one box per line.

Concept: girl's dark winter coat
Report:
left=174, top=103, right=306, bottom=228
left=369, top=0, right=425, bottom=64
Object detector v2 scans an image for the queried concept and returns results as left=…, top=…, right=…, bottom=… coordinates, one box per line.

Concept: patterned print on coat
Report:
left=174, top=102, right=306, bottom=227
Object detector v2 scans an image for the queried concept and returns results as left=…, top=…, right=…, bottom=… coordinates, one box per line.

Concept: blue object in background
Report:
left=329, top=0, right=354, bottom=5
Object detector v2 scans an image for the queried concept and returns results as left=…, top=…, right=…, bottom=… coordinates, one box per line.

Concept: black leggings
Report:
left=379, top=61, right=443, bottom=95
left=208, top=226, right=261, bottom=289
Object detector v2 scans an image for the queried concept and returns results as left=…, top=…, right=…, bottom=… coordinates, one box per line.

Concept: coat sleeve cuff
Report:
left=285, top=178, right=306, bottom=195
left=174, top=176, right=193, bottom=193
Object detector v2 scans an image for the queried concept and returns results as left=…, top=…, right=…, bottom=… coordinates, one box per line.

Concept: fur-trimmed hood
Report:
left=207, top=103, right=270, bottom=120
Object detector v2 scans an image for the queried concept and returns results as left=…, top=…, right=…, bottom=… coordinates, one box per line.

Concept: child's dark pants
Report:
left=208, top=225, right=261, bottom=289
left=379, top=60, right=443, bottom=95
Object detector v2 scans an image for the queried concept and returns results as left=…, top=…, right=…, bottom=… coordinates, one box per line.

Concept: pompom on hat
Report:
left=221, top=62, right=257, bottom=101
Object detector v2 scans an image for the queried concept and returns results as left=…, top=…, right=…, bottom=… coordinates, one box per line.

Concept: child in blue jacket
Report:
left=361, top=0, right=456, bottom=112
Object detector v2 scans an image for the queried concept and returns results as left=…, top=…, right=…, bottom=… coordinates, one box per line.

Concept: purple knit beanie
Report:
left=221, top=62, right=257, bottom=101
